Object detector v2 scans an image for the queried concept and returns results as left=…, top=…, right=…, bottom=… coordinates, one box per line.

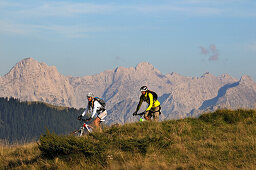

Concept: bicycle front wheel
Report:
left=71, top=129, right=83, bottom=136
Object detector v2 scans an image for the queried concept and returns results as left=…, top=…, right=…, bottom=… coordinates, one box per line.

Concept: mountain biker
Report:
left=133, top=86, right=161, bottom=121
left=78, top=92, right=107, bottom=131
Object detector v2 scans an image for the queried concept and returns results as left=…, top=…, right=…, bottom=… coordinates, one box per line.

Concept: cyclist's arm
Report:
left=81, top=104, right=90, bottom=116
left=136, top=96, right=143, bottom=112
left=146, top=93, right=154, bottom=111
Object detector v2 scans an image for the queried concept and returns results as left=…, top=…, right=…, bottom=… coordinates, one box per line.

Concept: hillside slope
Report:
left=0, top=97, right=81, bottom=143
left=1, top=109, right=256, bottom=169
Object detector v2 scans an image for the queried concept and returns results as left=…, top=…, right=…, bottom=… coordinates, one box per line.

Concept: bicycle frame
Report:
left=82, top=122, right=93, bottom=134
left=72, top=119, right=94, bottom=136
left=135, top=109, right=159, bottom=122
left=72, top=118, right=105, bottom=136
left=136, top=112, right=146, bottom=122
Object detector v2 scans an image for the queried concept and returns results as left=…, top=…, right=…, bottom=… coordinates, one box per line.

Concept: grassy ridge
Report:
left=1, top=109, right=256, bottom=169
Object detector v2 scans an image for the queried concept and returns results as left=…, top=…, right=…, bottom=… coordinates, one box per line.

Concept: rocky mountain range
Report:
left=1, top=58, right=256, bottom=124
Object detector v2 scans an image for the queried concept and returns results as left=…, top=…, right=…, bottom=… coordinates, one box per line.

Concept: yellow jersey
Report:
left=136, top=92, right=161, bottom=112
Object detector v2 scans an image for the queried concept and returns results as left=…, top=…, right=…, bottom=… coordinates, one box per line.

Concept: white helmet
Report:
left=87, top=92, right=94, bottom=98
left=140, top=86, right=148, bottom=92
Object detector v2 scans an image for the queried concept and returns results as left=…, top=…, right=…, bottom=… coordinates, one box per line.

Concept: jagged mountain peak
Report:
left=239, top=75, right=255, bottom=85
left=1, top=58, right=256, bottom=124
left=1, top=58, right=74, bottom=107
left=135, top=62, right=153, bottom=68
left=4, top=57, right=59, bottom=79
left=20, top=57, right=37, bottom=63
left=135, top=62, right=161, bottom=74
left=114, top=66, right=135, bottom=73
left=220, top=74, right=233, bottom=79
left=201, top=72, right=215, bottom=78
left=240, top=75, right=253, bottom=81
left=167, top=72, right=183, bottom=77
left=170, top=72, right=179, bottom=76
left=135, top=62, right=155, bottom=71
left=13, top=57, right=46, bottom=69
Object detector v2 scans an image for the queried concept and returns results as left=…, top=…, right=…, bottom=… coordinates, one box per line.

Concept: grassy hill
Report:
left=1, top=109, right=256, bottom=169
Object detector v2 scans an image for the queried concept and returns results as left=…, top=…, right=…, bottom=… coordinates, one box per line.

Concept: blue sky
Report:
left=0, top=0, right=256, bottom=80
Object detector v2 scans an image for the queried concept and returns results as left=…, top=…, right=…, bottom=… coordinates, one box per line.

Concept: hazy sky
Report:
left=0, top=0, right=256, bottom=80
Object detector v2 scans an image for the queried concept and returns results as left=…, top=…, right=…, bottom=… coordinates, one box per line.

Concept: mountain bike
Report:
left=134, top=107, right=161, bottom=122
left=71, top=118, right=106, bottom=136
left=134, top=112, right=146, bottom=122
left=71, top=119, right=94, bottom=136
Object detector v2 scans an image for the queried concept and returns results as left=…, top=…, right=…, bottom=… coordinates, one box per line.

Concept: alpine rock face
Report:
left=1, top=58, right=256, bottom=124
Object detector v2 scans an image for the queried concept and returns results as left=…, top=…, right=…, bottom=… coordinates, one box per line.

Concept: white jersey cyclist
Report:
left=81, top=99, right=107, bottom=120
left=78, top=93, right=107, bottom=131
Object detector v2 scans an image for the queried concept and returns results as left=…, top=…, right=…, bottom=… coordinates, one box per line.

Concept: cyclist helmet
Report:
left=87, top=92, right=94, bottom=98
left=140, top=86, right=148, bottom=92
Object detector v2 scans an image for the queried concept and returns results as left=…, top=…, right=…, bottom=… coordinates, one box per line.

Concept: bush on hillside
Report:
left=38, top=130, right=107, bottom=166
left=38, top=123, right=171, bottom=162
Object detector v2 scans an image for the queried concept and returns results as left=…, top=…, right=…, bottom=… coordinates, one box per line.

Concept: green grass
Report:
left=1, top=109, right=256, bottom=169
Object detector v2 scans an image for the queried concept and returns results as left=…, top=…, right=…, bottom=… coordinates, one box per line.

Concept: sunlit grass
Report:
left=1, top=109, right=256, bottom=169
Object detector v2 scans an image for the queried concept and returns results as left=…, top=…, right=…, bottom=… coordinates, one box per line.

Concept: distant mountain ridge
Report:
left=1, top=58, right=256, bottom=124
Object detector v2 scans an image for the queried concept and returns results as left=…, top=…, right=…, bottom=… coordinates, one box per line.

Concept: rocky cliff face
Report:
left=1, top=58, right=75, bottom=107
left=1, top=58, right=256, bottom=124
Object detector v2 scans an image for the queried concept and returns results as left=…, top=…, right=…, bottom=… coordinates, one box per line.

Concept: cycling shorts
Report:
left=98, top=110, right=107, bottom=120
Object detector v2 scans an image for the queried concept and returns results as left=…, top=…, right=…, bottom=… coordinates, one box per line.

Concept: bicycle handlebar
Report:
left=135, top=112, right=145, bottom=116
left=80, top=118, right=105, bottom=122
left=81, top=118, right=89, bottom=122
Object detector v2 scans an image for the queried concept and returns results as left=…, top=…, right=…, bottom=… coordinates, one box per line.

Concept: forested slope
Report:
left=0, top=97, right=82, bottom=143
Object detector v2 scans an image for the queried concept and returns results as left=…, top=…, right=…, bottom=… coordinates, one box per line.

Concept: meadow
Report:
left=1, top=109, right=256, bottom=169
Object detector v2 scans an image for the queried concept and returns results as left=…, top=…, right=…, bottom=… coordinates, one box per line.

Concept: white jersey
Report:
left=81, top=100, right=104, bottom=119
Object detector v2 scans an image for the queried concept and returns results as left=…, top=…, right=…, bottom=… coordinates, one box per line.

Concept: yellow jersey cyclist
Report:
left=133, top=86, right=161, bottom=121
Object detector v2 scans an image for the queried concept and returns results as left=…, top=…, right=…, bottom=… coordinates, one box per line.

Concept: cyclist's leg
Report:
left=152, top=106, right=160, bottom=122
left=144, top=111, right=149, bottom=120
left=144, top=110, right=152, bottom=120
left=95, top=110, right=107, bottom=131
left=93, top=117, right=101, bottom=131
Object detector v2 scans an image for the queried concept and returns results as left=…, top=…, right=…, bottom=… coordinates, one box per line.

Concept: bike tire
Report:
left=71, top=129, right=83, bottom=136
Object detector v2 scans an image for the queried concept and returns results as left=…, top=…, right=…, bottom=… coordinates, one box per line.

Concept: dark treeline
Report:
left=0, top=97, right=83, bottom=143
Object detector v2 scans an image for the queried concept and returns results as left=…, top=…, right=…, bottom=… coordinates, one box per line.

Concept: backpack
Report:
left=148, top=90, right=158, bottom=100
left=94, top=97, right=106, bottom=108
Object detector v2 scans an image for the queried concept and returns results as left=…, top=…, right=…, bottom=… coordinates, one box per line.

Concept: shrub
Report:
left=38, top=130, right=107, bottom=166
